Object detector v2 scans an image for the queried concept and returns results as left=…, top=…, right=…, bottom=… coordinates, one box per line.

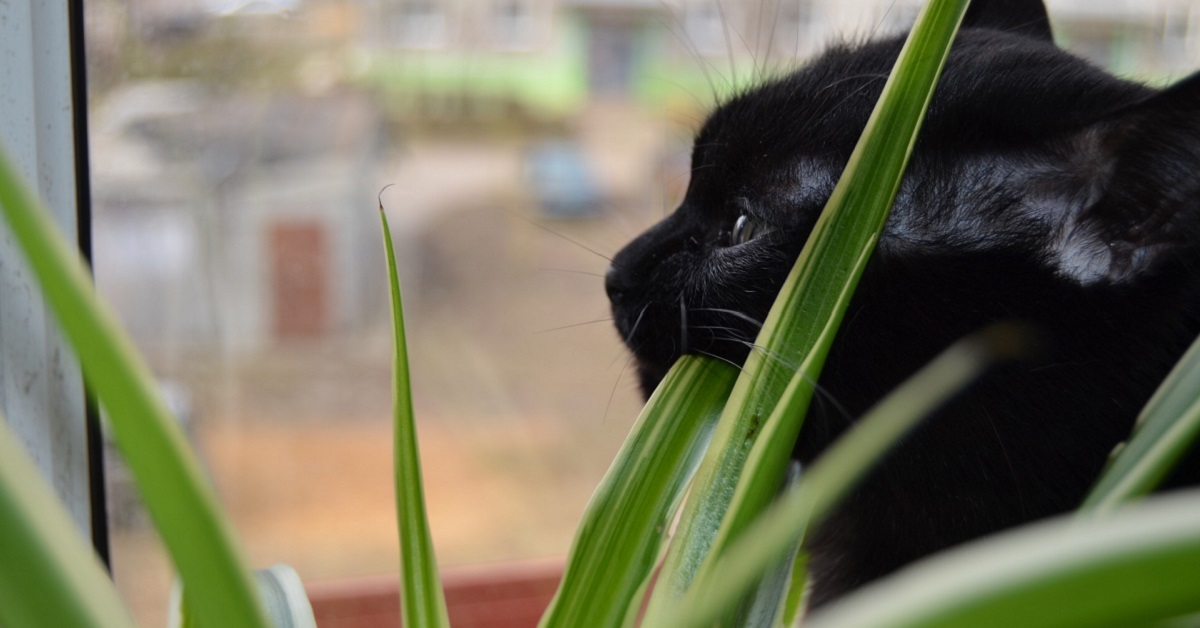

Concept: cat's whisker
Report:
left=733, top=337, right=856, bottom=427
left=626, top=302, right=652, bottom=343
left=735, top=339, right=855, bottom=427
left=693, top=348, right=745, bottom=372
left=692, top=307, right=765, bottom=330
left=536, top=318, right=614, bottom=334
left=510, top=211, right=618, bottom=268
left=689, top=163, right=722, bottom=176
left=756, top=0, right=773, bottom=76
left=739, top=339, right=798, bottom=372
left=610, top=334, right=646, bottom=369
left=691, top=324, right=751, bottom=335
left=608, top=304, right=651, bottom=370
left=696, top=326, right=755, bottom=348
left=715, top=0, right=740, bottom=94
left=805, top=376, right=855, bottom=428
left=679, top=296, right=689, bottom=355
left=759, top=0, right=795, bottom=79
left=982, top=405, right=1029, bottom=520
left=807, top=385, right=851, bottom=431
left=814, top=73, right=893, bottom=97
left=810, top=75, right=890, bottom=131
left=655, top=2, right=725, bottom=104
left=539, top=267, right=606, bottom=279
left=604, top=352, right=638, bottom=425
left=869, top=0, right=901, bottom=40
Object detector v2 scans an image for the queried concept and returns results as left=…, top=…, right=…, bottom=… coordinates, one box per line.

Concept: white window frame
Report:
left=0, top=0, right=105, bottom=560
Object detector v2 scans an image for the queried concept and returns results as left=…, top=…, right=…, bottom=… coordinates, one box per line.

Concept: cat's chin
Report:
left=629, top=342, right=757, bottom=401
left=634, top=360, right=670, bottom=400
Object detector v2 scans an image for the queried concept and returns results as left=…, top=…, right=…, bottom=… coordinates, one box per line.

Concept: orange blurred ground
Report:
left=107, top=130, right=672, bottom=625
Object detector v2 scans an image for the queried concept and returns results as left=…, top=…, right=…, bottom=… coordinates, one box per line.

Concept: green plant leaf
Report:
left=0, top=144, right=268, bottom=626
left=380, top=197, right=450, bottom=628
left=644, top=0, right=971, bottom=619
left=1080, top=333, right=1200, bottom=515
left=806, top=489, right=1200, bottom=628
left=539, top=356, right=737, bottom=628
left=736, top=463, right=805, bottom=628
left=0, top=410, right=135, bottom=628
left=776, top=549, right=809, bottom=628
left=659, top=326, right=1009, bottom=628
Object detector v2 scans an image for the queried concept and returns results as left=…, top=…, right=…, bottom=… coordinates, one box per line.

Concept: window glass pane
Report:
left=81, top=0, right=1193, bottom=624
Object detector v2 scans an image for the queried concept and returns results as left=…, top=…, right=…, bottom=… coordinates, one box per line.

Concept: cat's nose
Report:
left=605, top=265, right=625, bottom=304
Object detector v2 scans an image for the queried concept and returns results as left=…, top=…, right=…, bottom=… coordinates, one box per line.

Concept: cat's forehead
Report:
left=693, top=29, right=1148, bottom=173
left=694, top=49, right=887, bottom=165
left=694, top=36, right=905, bottom=167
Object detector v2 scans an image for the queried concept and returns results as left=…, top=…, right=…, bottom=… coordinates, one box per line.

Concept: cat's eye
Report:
left=731, top=214, right=769, bottom=245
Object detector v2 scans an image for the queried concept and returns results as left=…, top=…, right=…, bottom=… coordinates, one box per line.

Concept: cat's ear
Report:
left=961, top=0, right=1053, bottom=41
left=1051, top=73, right=1200, bottom=285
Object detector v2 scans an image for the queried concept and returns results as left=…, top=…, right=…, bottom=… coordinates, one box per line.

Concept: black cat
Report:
left=605, top=0, right=1200, bottom=606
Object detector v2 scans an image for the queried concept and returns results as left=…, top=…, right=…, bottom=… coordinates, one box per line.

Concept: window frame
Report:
left=0, top=0, right=107, bottom=566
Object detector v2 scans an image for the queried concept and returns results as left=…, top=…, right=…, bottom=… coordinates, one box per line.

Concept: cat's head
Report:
left=606, top=0, right=1200, bottom=396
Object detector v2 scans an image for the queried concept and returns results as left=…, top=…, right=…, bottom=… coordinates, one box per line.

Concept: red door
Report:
left=270, top=221, right=329, bottom=340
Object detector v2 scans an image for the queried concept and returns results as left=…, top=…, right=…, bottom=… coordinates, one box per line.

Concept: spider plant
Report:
left=2, top=0, right=1200, bottom=626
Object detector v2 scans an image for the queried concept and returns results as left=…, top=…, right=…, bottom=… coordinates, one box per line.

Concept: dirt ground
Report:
left=107, top=129, right=675, bottom=625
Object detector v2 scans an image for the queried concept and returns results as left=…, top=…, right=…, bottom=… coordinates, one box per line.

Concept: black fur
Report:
left=605, top=0, right=1200, bottom=606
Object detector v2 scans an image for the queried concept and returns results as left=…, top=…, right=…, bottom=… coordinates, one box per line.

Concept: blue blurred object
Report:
left=524, top=140, right=604, bottom=218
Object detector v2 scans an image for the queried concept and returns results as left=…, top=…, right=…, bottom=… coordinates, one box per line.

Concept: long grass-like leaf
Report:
left=775, top=549, right=809, bottom=627
left=0, top=146, right=267, bottom=626
left=660, top=326, right=1010, bottom=628
left=380, top=197, right=450, bottom=628
left=644, top=0, right=971, bottom=618
left=1080, top=333, right=1200, bottom=514
left=807, top=489, right=1200, bottom=628
left=0, top=410, right=135, bottom=628
left=539, top=356, right=736, bottom=628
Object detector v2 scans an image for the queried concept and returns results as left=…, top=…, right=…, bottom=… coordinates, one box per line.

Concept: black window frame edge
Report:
left=68, top=0, right=110, bottom=570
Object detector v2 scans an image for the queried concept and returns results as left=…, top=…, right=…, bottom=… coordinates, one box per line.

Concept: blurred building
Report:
left=361, top=0, right=1199, bottom=120
left=84, top=0, right=1199, bottom=353
left=90, top=84, right=388, bottom=352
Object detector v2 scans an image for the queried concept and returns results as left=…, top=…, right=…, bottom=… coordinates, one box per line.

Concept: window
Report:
left=492, top=0, right=538, bottom=50
left=772, top=0, right=815, bottom=59
left=392, top=0, right=448, bottom=49
left=12, top=1, right=1193, bottom=625
left=684, top=0, right=731, bottom=56
left=0, top=0, right=97, bottom=552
